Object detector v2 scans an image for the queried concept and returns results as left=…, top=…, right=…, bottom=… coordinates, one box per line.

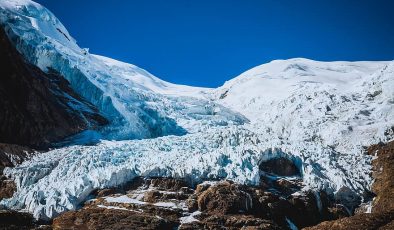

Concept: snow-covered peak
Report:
left=1, top=0, right=394, bottom=221
left=235, top=58, right=386, bottom=77
left=221, top=58, right=388, bottom=95
left=216, top=58, right=390, bottom=121
left=0, top=0, right=208, bottom=98
left=0, top=0, right=244, bottom=140
left=0, top=0, right=79, bottom=50
left=92, top=54, right=209, bottom=98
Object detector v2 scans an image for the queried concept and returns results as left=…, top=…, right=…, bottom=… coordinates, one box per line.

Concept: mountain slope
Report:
left=0, top=25, right=107, bottom=148
left=0, top=0, right=393, bottom=223
left=0, top=0, right=246, bottom=142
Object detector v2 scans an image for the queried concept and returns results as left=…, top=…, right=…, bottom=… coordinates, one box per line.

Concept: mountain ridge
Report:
left=0, top=25, right=107, bottom=149
left=0, top=0, right=393, bottom=225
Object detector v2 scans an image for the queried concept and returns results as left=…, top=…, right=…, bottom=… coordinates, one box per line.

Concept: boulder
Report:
left=196, top=181, right=254, bottom=215
left=149, top=178, right=188, bottom=191
left=286, top=191, right=322, bottom=228
left=0, top=177, right=16, bottom=201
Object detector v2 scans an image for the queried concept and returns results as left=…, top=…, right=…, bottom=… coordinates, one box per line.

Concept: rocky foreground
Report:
left=0, top=141, right=393, bottom=229
left=304, top=140, right=394, bottom=230
left=51, top=178, right=333, bottom=230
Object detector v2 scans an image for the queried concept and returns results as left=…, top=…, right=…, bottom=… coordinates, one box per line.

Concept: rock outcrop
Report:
left=304, top=140, right=394, bottom=230
left=0, top=26, right=107, bottom=149
left=0, top=174, right=16, bottom=201
left=0, top=143, right=34, bottom=173
left=53, top=207, right=178, bottom=230
left=303, top=210, right=394, bottom=230
left=0, top=24, right=109, bottom=225
left=0, top=210, right=51, bottom=230
left=53, top=176, right=350, bottom=229
left=0, top=143, right=36, bottom=202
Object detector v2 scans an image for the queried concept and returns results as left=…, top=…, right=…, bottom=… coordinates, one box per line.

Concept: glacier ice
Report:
left=0, top=0, right=247, bottom=141
left=1, top=0, right=394, bottom=220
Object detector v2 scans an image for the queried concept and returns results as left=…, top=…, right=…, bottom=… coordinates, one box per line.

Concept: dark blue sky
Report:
left=35, top=0, right=394, bottom=87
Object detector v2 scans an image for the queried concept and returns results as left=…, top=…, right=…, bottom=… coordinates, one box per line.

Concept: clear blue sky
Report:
left=35, top=0, right=394, bottom=87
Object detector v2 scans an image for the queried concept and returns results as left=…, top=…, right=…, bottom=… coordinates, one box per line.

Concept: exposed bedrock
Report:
left=0, top=144, right=34, bottom=202
left=0, top=176, right=16, bottom=202
left=0, top=23, right=109, bottom=213
left=187, top=180, right=349, bottom=229
left=52, top=176, right=353, bottom=230
left=304, top=140, right=394, bottom=230
left=0, top=25, right=107, bottom=149
left=0, top=210, right=37, bottom=230
left=3, top=21, right=190, bottom=141
left=0, top=143, right=35, bottom=172
left=258, top=151, right=369, bottom=215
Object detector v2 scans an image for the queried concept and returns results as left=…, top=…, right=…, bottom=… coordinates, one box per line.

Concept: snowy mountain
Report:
left=0, top=0, right=393, bottom=221
left=0, top=24, right=107, bottom=149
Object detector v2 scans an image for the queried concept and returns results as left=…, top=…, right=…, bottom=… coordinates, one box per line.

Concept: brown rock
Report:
left=144, top=190, right=189, bottom=203
left=144, top=190, right=162, bottom=203
left=326, top=205, right=349, bottom=220
left=284, top=191, right=322, bottom=228
left=178, top=222, right=206, bottom=230
left=0, top=143, right=35, bottom=171
left=195, top=183, right=212, bottom=194
left=149, top=178, right=188, bottom=191
left=303, top=210, right=394, bottom=230
left=0, top=178, right=16, bottom=201
left=274, top=178, right=302, bottom=195
left=180, top=213, right=282, bottom=230
left=53, top=207, right=177, bottom=230
left=180, top=187, right=194, bottom=194
left=368, top=141, right=394, bottom=213
left=256, top=191, right=280, bottom=205
left=266, top=198, right=292, bottom=218
left=186, top=195, right=199, bottom=212
left=196, top=181, right=255, bottom=215
left=305, top=140, right=394, bottom=229
left=0, top=210, right=35, bottom=229
left=95, top=188, right=118, bottom=198
left=0, top=26, right=107, bottom=149
left=334, top=186, right=361, bottom=213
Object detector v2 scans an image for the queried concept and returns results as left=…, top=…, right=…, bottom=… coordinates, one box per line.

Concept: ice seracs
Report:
left=0, top=0, right=246, bottom=141
left=1, top=0, right=394, bottom=221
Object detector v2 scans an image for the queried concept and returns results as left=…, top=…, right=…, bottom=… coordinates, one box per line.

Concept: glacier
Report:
left=1, top=0, right=394, bottom=220
left=0, top=0, right=246, bottom=141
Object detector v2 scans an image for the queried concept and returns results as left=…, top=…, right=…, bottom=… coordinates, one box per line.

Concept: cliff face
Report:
left=304, top=140, right=394, bottom=230
left=0, top=26, right=107, bottom=149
